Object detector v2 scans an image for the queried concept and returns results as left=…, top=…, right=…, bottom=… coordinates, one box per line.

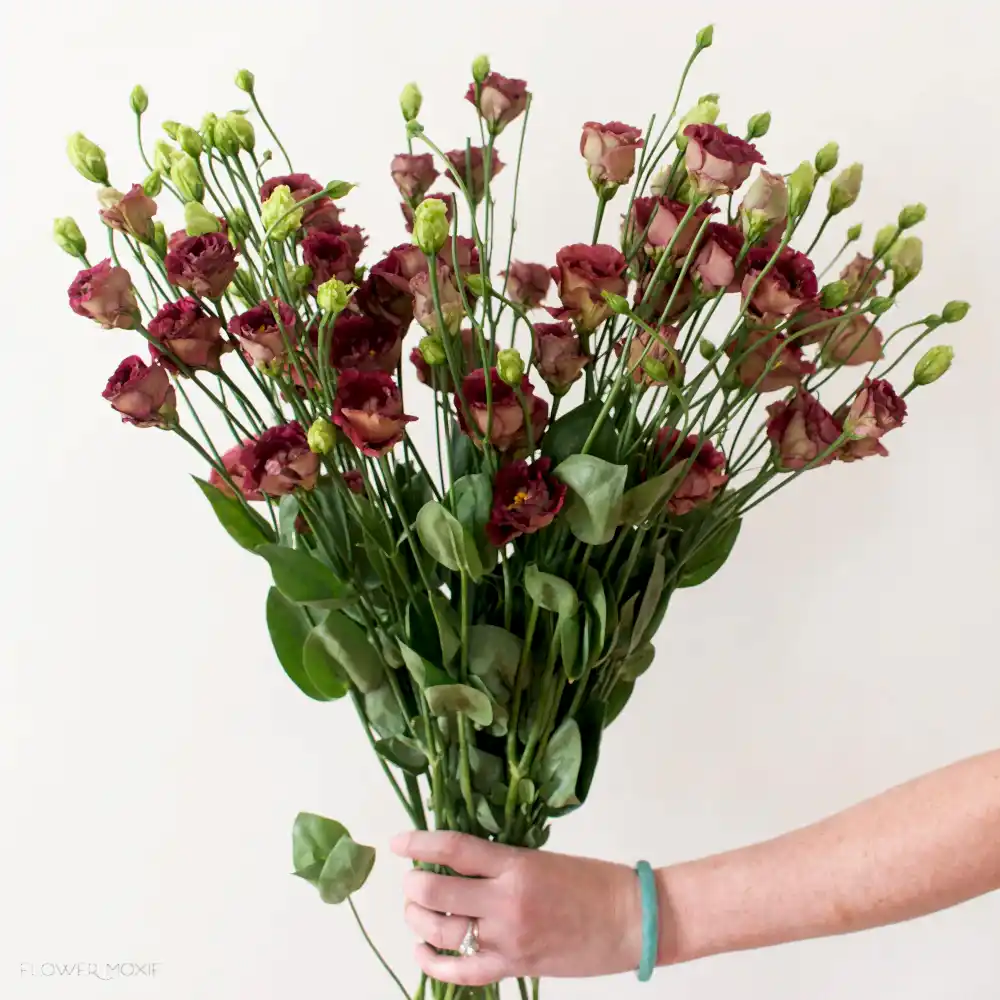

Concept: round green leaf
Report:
left=541, top=399, right=620, bottom=465
left=193, top=476, right=275, bottom=551
left=309, top=610, right=385, bottom=693
left=425, top=683, right=494, bottom=727
left=317, top=835, right=376, bottom=904
left=415, top=501, right=484, bottom=579
left=292, top=812, right=348, bottom=873
left=265, top=587, right=329, bottom=701
left=679, top=518, right=742, bottom=588
left=619, top=465, right=687, bottom=526
left=365, top=685, right=407, bottom=738
left=302, top=628, right=350, bottom=699
left=632, top=552, right=666, bottom=653
left=538, top=718, right=582, bottom=810
left=619, top=642, right=656, bottom=681
left=468, top=625, right=522, bottom=692
left=257, top=543, right=356, bottom=608
left=524, top=565, right=579, bottom=616
left=604, top=680, right=635, bottom=728
left=553, top=456, right=628, bottom=546
left=374, top=737, right=428, bottom=775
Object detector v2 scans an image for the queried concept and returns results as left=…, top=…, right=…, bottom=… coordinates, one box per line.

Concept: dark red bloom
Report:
left=580, top=121, right=644, bottom=186
left=259, top=173, right=344, bottom=233
left=301, top=231, right=358, bottom=289
left=342, top=470, right=365, bottom=495
left=260, top=173, right=325, bottom=202
left=683, top=123, right=765, bottom=195
left=103, top=355, right=176, bottom=428
left=444, top=146, right=505, bottom=204
left=402, top=191, right=455, bottom=233
left=532, top=321, right=590, bottom=393
left=836, top=378, right=906, bottom=462
left=327, top=313, right=403, bottom=374
left=68, top=259, right=137, bottom=329
left=456, top=369, right=548, bottom=453
left=728, top=326, right=816, bottom=393
left=742, top=246, right=819, bottom=318
left=227, top=298, right=298, bottom=366
left=165, top=232, right=239, bottom=299
left=391, top=153, right=439, bottom=201
left=239, top=422, right=319, bottom=496
left=333, top=369, right=416, bottom=457
left=209, top=440, right=262, bottom=501
left=655, top=429, right=729, bottom=515
left=465, top=73, right=530, bottom=134
left=486, top=458, right=566, bottom=546
left=148, top=297, right=230, bottom=373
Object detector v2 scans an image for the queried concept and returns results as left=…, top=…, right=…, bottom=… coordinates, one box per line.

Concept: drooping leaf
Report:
left=449, top=474, right=492, bottom=538
left=583, top=568, right=607, bottom=654
left=365, top=684, right=407, bottom=737
left=560, top=612, right=583, bottom=680
left=679, top=517, right=742, bottom=588
left=468, top=625, right=522, bottom=691
left=308, top=611, right=384, bottom=693
left=524, top=564, right=579, bottom=616
left=424, top=683, right=493, bottom=727
left=541, top=399, right=620, bottom=465
left=619, top=465, right=687, bottom=526
left=317, top=835, right=376, bottom=904
left=547, top=701, right=605, bottom=817
left=619, top=642, right=656, bottom=681
left=474, top=794, right=501, bottom=835
left=415, top=501, right=484, bottom=579
left=631, top=552, right=666, bottom=653
left=257, top=544, right=356, bottom=609
left=278, top=494, right=300, bottom=548
left=374, top=737, right=428, bottom=775
left=604, top=679, right=635, bottom=727
left=430, top=593, right=462, bottom=665
left=538, top=718, right=582, bottom=810
left=394, top=462, right=433, bottom=526
left=292, top=812, right=348, bottom=873
left=398, top=641, right=451, bottom=689
left=301, top=627, right=351, bottom=699
left=468, top=745, right=504, bottom=795
left=265, top=587, right=329, bottom=701
left=608, top=593, right=638, bottom=659
left=450, top=428, right=478, bottom=481
left=554, top=455, right=628, bottom=546
left=193, top=476, right=275, bottom=551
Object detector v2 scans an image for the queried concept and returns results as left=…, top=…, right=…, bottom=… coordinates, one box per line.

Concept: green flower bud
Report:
left=869, top=295, right=894, bottom=315
left=199, top=112, right=218, bottom=148
left=153, top=140, right=178, bottom=175
left=412, top=197, right=450, bottom=254
left=828, top=163, right=863, bottom=215
left=497, top=348, right=525, bottom=386
left=846, top=223, right=862, bottom=242
left=151, top=221, right=167, bottom=257
left=889, top=235, right=923, bottom=292
left=924, top=314, right=943, bottom=328
left=66, top=132, right=109, bottom=185
left=720, top=366, right=742, bottom=392
left=787, top=160, right=816, bottom=218
left=601, top=290, right=631, bottom=315
left=873, top=224, right=898, bottom=259
left=820, top=280, right=848, bottom=309
left=913, top=345, right=954, bottom=385
left=699, top=338, right=717, bottom=361
left=324, top=180, right=356, bottom=200
left=696, top=24, right=714, bottom=48
left=464, top=273, right=490, bottom=297
left=177, top=125, right=203, bottom=158
left=130, top=85, right=149, bottom=115
left=261, top=184, right=303, bottom=240
left=142, top=169, right=163, bottom=197
left=162, top=120, right=180, bottom=140
left=898, top=202, right=927, bottom=230
left=184, top=202, right=220, bottom=236
left=676, top=98, right=719, bottom=150
left=354, top=265, right=368, bottom=284
left=171, top=153, right=204, bottom=203
left=307, top=418, right=336, bottom=455
left=418, top=335, right=448, bottom=367
left=235, top=69, right=255, bottom=93
left=225, top=206, right=251, bottom=241
left=226, top=111, right=255, bottom=151
left=746, top=111, right=771, bottom=139
left=317, top=277, right=352, bottom=315
left=942, top=300, right=970, bottom=323
left=213, top=118, right=241, bottom=157
left=400, top=82, right=422, bottom=122
left=642, top=356, right=671, bottom=383
left=472, top=54, right=490, bottom=84
left=292, top=265, right=313, bottom=288
left=814, top=141, right=839, bottom=175
left=53, top=217, right=87, bottom=258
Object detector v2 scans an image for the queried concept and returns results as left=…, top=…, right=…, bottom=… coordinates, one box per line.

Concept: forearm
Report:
left=658, top=749, right=1000, bottom=965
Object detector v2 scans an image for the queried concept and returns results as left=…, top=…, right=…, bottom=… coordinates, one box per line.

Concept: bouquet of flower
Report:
left=56, top=23, right=967, bottom=999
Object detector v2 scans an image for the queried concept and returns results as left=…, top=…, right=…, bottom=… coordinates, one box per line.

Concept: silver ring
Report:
left=458, top=917, right=480, bottom=957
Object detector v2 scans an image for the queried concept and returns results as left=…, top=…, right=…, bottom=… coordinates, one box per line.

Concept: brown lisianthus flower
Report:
left=332, top=369, right=416, bottom=457
left=486, top=458, right=567, bottom=545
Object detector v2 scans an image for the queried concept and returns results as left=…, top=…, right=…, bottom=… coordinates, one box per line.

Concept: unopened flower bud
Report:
left=720, top=366, right=742, bottom=392
left=828, top=163, right=863, bottom=215
left=787, top=160, right=816, bottom=218
left=820, top=280, right=848, bottom=309
left=130, top=85, right=149, bottom=115
left=889, top=235, right=923, bottom=292
left=184, top=201, right=221, bottom=236
left=873, top=224, right=897, bottom=259
left=464, top=273, right=490, bottom=297
left=140, top=169, right=162, bottom=197
left=400, top=82, right=423, bottom=122
left=200, top=112, right=218, bottom=146
left=225, top=206, right=250, bottom=241
left=412, top=197, right=450, bottom=254
left=292, top=265, right=313, bottom=287
left=846, top=223, right=862, bottom=242
left=307, top=418, right=336, bottom=455
left=324, top=180, right=355, bottom=200
left=497, top=348, right=525, bottom=386
left=913, top=345, right=954, bottom=385
left=601, top=290, right=631, bottom=315
left=418, top=335, right=448, bottom=367
left=151, top=221, right=167, bottom=257
left=226, top=111, right=255, bottom=151
left=261, top=184, right=303, bottom=240
left=171, top=153, right=204, bottom=203
left=53, top=217, right=87, bottom=258
left=676, top=97, right=720, bottom=150
left=642, top=355, right=671, bottom=383
left=898, top=202, right=926, bottom=230
left=814, top=141, right=839, bottom=175
left=213, top=117, right=240, bottom=157
left=153, top=140, right=177, bottom=175
left=66, top=132, right=109, bottom=185
left=317, top=277, right=352, bottom=315
left=161, top=120, right=180, bottom=140
left=177, top=125, right=202, bottom=158
left=746, top=111, right=771, bottom=139
left=235, top=69, right=255, bottom=93
left=942, top=300, right=970, bottom=323
left=406, top=120, right=425, bottom=138
left=696, top=24, right=714, bottom=48
left=699, top=338, right=717, bottom=361
left=924, top=314, right=943, bottom=328
left=472, top=54, right=490, bottom=84
left=869, top=295, right=894, bottom=315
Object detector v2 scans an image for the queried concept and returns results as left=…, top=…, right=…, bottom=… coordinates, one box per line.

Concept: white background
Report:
left=1, top=0, right=998, bottom=997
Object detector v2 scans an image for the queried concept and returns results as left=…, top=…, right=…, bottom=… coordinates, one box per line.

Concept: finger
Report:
left=404, top=902, right=470, bottom=951
left=414, top=943, right=509, bottom=988
left=391, top=830, right=514, bottom=877
left=403, top=868, right=490, bottom=917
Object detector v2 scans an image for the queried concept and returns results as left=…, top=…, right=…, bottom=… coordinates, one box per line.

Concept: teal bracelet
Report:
left=635, top=861, right=658, bottom=982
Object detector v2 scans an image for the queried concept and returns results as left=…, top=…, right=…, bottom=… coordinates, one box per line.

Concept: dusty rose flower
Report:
left=68, top=259, right=138, bottom=329
left=342, top=469, right=365, bottom=495
left=486, top=457, right=567, bottom=546
left=694, top=222, right=745, bottom=294
left=440, top=235, right=481, bottom=279
left=786, top=304, right=845, bottom=346
left=765, top=390, right=842, bottom=470
left=837, top=378, right=906, bottom=440
left=301, top=231, right=358, bottom=289
left=625, top=196, right=716, bottom=260
left=209, top=440, right=263, bottom=501
left=729, top=327, right=816, bottom=393
left=532, top=321, right=590, bottom=393
left=655, top=429, right=729, bottom=515
left=411, top=265, right=467, bottom=335
left=227, top=298, right=298, bottom=366
left=742, top=246, right=818, bottom=318
left=333, top=369, right=415, bottom=457
left=402, top=191, right=454, bottom=233
left=634, top=271, right=695, bottom=323
left=580, top=121, right=644, bottom=187
left=465, top=73, right=530, bottom=134
left=548, top=243, right=627, bottom=331
left=444, top=146, right=505, bottom=204
left=410, top=328, right=483, bottom=391
left=840, top=253, right=884, bottom=303
left=391, top=153, right=439, bottom=201
left=99, top=184, right=157, bottom=242
left=239, top=422, right=319, bottom=496
left=327, top=313, right=403, bottom=373
left=615, top=326, right=682, bottom=386
left=739, top=170, right=788, bottom=239
left=355, top=247, right=417, bottom=328
left=148, top=297, right=230, bottom=372
left=456, top=369, right=549, bottom=452
left=501, top=261, right=552, bottom=309
left=165, top=232, right=239, bottom=299
left=103, top=355, right=176, bottom=428
left=684, top=124, right=765, bottom=195
left=823, top=313, right=884, bottom=366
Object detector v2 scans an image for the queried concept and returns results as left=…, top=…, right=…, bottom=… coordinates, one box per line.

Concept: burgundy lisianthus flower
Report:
left=766, top=390, right=842, bottom=470
left=391, top=153, right=439, bottom=201
left=165, top=232, right=239, bottom=299
left=742, top=246, right=819, bottom=318
left=301, top=230, right=358, bottom=288
left=694, top=222, right=745, bottom=294
left=615, top=326, right=682, bottom=386
left=99, top=184, right=157, bottom=243
left=440, top=235, right=481, bottom=279
left=227, top=298, right=298, bottom=366
left=402, top=191, right=455, bottom=233
left=501, top=261, right=552, bottom=309
left=840, top=253, right=884, bottom=303
left=148, top=297, right=230, bottom=373
left=411, top=265, right=468, bottom=335
left=209, top=440, right=263, bottom=501
left=333, top=369, right=416, bottom=457
left=655, top=429, right=729, bottom=515
left=466, top=73, right=530, bottom=134
left=835, top=378, right=906, bottom=463
left=823, top=313, right=884, bottom=366
left=486, top=457, right=567, bottom=546
left=548, top=243, right=628, bottom=331
left=456, top=369, right=548, bottom=453
left=410, top=328, right=484, bottom=392
left=239, top=422, right=319, bottom=496
left=103, top=355, right=176, bottom=428
left=342, top=469, right=365, bottom=495
left=260, top=173, right=324, bottom=202
left=786, top=304, right=845, bottom=346
left=68, top=259, right=138, bottom=329
left=327, top=313, right=403, bottom=373
left=326, top=220, right=368, bottom=259
left=444, top=146, right=505, bottom=204
left=683, top=123, right=765, bottom=195
left=532, top=321, right=590, bottom=394
left=625, top=196, right=716, bottom=261
left=633, top=271, right=695, bottom=323
left=729, top=326, right=816, bottom=393
left=355, top=248, right=416, bottom=328
left=580, top=121, right=644, bottom=187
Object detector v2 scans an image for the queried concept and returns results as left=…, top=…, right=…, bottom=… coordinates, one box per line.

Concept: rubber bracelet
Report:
left=635, top=860, right=658, bottom=982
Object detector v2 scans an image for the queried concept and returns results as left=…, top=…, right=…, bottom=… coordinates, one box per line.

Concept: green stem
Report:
left=348, top=897, right=412, bottom=1000
left=249, top=91, right=293, bottom=171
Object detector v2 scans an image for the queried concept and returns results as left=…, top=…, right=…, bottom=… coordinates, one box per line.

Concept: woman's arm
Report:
left=393, top=750, right=1000, bottom=986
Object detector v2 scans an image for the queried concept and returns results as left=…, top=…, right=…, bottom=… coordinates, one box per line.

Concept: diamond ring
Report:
left=458, top=917, right=480, bottom=957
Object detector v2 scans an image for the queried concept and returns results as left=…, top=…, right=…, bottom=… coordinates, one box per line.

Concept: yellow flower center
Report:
left=507, top=489, right=530, bottom=510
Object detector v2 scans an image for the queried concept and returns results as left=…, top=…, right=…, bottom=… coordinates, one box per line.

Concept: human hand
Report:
left=391, top=830, right=645, bottom=987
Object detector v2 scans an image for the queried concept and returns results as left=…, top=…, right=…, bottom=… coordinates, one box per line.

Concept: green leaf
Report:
left=609, top=593, right=638, bottom=659
left=468, top=745, right=504, bottom=795
left=541, top=399, right=619, bottom=465
left=425, top=683, right=493, bottom=727
left=365, top=685, right=407, bottom=737
left=679, top=518, right=742, bottom=588
left=604, top=679, right=635, bottom=727
left=538, top=718, right=582, bottom=810
left=308, top=611, right=384, bottom=693
left=257, top=544, right=356, bottom=609
left=302, top=627, right=351, bottom=699
left=474, top=794, right=501, bottom=835
left=547, top=701, right=605, bottom=817
left=317, top=835, right=376, bottom=904
left=619, top=465, right=687, bottom=526
left=450, top=474, right=492, bottom=537
left=277, top=495, right=300, bottom=548
left=415, top=501, right=484, bottom=579
left=430, top=593, right=462, bottom=665
left=560, top=613, right=582, bottom=680
left=554, top=455, right=628, bottom=546
left=398, top=641, right=451, bottom=689
left=620, top=642, right=656, bottom=681
left=193, top=476, right=275, bottom=551
left=265, top=587, right=329, bottom=701
left=450, top=429, right=478, bottom=480
left=524, top=564, right=579, bottom=616
left=292, top=812, right=347, bottom=873
left=394, top=463, right=433, bottom=525
left=374, top=737, right=428, bottom=775
left=583, top=568, right=607, bottom=654
left=631, top=553, right=666, bottom=654
left=468, top=625, right=522, bottom=691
